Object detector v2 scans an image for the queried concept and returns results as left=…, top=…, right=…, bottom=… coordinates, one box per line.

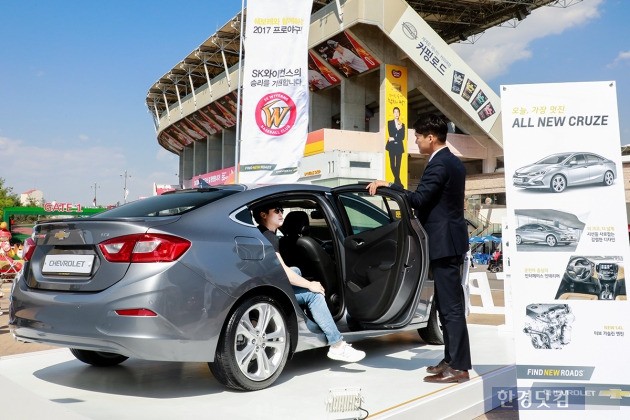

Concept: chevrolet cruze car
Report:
left=10, top=184, right=441, bottom=391
left=512, top=152, right=616, bottom=193
left=515, top=223, right=577, bottom=247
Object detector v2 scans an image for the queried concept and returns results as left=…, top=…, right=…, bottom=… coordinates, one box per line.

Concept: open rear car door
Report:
left=330, top=185, right=430, bottom=329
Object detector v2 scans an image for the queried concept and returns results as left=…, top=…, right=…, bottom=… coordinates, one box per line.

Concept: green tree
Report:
left=0, top=178, right=21, bottom=221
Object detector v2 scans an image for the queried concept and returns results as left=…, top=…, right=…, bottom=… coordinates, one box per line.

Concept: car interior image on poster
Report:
left=555, top=256, right=626, bottom=301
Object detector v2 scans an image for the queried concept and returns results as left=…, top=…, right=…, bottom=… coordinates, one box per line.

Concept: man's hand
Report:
left=308, top=281, right=325, bottom=295
left=366, top=179, right=389, bottom=196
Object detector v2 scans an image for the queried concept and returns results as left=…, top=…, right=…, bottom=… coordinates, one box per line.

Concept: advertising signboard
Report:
left=502, top=81, right=630, bottom=416
left=384, top=64, right=408, bottom=188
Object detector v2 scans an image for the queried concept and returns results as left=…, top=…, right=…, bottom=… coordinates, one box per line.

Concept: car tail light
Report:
left=22, top=237, right=36, bottom=261
left=99, top=233, right=191, bottom=263
left=115, top=308, right=158, bottom=317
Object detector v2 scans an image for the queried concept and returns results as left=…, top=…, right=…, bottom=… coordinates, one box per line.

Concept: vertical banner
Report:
left=384, top=64, right=408, bottom=188
left=239, top=0, right=311, bottom=184
left=502, top=81, right=630, bottom=417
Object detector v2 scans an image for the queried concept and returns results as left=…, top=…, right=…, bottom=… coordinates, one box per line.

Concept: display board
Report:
left=501, top=81, right=630, bottom=417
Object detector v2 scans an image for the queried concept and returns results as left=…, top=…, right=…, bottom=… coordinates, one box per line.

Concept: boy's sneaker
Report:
left=327, top=342, right=366, bottom=363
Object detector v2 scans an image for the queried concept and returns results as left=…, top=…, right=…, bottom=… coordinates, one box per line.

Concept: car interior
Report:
left=247, top=192, right=419, bottom=329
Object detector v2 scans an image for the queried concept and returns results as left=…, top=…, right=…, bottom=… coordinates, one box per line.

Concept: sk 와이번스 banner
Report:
left=239, top=0, right=311, bottom=183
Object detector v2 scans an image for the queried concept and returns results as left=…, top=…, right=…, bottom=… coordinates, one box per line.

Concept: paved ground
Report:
left=1, top=267, right=518, bottom=418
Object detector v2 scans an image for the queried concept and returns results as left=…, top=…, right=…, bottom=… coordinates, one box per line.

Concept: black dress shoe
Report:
left=426, top=360, right=449, bottom=374
left=424, top=366, right=470, bottom=383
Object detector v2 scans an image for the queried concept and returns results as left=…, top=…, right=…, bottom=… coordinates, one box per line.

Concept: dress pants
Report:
left=431, top=255, right=472, bottom=371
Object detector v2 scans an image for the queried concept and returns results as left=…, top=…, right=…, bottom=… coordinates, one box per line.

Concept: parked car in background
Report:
left=512, top=152, right=616, bottom=193
left=515, top=223, right=577, bottom=247
left=10, top=184, right=441, bottom=391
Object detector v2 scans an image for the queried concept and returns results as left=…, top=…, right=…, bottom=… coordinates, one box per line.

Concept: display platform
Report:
left=0, top=325, right=515, bottom=419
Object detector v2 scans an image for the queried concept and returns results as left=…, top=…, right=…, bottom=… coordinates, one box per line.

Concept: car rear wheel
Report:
left=69, top=349, right=128, bottom=367
left=418, top=302, right=444, bottom=345
left=550, top=174, right=566, bottom=193
left=603, top=170, right=614, bottom=186
left=209, top=295, right=290, bottom=391
left=546, top=235, right=558, bottom=247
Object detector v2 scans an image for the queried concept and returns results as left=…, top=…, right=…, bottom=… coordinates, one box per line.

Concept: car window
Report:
left=538, top=154, right=570, bottom=165
left=92, top=190, right=239, bottom=218
left=338, top=192, right=396, bottom=234
left=573, top=154, right=586, bottom=165
left=586, top=154, right=601, bottom=164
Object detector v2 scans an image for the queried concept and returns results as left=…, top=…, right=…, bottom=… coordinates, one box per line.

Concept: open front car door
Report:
left=331, top=185, right=430, bottom=329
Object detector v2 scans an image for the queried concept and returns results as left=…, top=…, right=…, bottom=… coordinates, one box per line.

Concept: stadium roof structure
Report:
left=146, top=0, right=580, bottom=124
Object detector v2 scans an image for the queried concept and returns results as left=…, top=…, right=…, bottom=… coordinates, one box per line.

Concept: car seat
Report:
left=279, top=211, right=341, bottom=316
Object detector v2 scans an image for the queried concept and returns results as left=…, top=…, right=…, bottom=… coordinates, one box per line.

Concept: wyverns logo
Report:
left=255, top=92, right=297, bottom=136
left=391, top=69, right=402, bottom=78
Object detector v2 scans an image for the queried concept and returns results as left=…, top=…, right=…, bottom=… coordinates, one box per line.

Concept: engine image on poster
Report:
left=523, top=303, right=575, bottom=349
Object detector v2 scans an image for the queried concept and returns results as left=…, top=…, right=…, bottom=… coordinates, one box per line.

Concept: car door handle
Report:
left=352, top=239, right=365, bottom=247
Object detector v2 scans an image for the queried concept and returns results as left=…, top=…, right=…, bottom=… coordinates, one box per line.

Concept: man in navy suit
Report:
left=367, top=114, right=471, bottom=383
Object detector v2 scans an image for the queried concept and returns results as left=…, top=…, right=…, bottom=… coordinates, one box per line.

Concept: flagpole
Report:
left=234, top=0, right=246, bottom=184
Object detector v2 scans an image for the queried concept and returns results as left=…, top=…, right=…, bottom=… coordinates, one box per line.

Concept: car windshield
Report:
left=536, top=154, right=571, bottom=165
left=92, top=189, right=239, bottom=218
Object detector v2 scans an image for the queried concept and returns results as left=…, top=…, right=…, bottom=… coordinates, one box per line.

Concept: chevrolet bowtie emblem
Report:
left=599, top=389, right=630, bottom=400
left=54, top=231, right=70, bottom=240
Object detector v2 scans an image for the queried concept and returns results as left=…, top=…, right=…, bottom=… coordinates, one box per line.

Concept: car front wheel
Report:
left=418, top=302, right=444, bottom=345
left=209, top=295, right=290, bottom=391
left=546, top=235, right=558, bottom=247
left=603, top=170, right=614, bottom=186
left=550, top=174, right=566, bottom=193
left=515, top=235, right=522, bottom=245
left=70, top=349, right=128, bottom=367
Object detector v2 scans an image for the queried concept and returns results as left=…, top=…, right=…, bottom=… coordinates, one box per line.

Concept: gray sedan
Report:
left=515, top=223, right=577, bottom=247
left=512, top=152, right=616, bottom=193
left=10, top=184, right=440, bottom=391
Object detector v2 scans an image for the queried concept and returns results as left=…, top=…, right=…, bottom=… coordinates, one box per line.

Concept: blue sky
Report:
left=0, top=0, right=628, bottom=206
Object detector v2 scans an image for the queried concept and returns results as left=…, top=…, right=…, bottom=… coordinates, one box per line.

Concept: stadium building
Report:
left=145, top=0, right=586, bottom=236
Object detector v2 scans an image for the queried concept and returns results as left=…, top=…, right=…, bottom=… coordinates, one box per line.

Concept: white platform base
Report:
left=0, top=324, right=515, bottom=420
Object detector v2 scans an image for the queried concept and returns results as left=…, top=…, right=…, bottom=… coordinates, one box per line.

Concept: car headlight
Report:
left=528, top=170, right=547, bottom=176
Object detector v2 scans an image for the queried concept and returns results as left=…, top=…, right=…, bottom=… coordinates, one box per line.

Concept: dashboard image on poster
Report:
left=523, top=303, right=575, bottom=349
left=555, top=255, right=626, bottom=301
left=512, top=151, right=617, bottom=194
left=514, top=209, right=585, bottom=252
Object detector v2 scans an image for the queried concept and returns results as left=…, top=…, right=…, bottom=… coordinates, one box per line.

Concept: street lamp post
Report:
left=90, top=182, right=100, bottom=207
left=120, top=170, right=131, bottom=204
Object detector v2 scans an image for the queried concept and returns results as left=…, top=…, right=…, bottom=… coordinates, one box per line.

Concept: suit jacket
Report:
left=392, top=147, right=469, bottom=260
left=386, top=119, right=405, bottom=154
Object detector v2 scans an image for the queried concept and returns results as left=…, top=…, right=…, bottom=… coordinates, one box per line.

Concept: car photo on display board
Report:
left=512, top=151, right=616, bottom=193
left=514, top=209, right=585, bottom=252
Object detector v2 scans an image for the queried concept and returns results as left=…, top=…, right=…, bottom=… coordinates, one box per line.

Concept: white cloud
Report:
left=451, top=0, right=603, bottom=80
left=607, top=50, right=630, bottom=68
